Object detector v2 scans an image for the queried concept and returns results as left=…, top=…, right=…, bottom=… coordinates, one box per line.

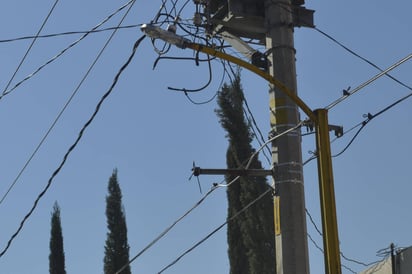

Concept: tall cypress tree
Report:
left=216, top=71, right=276, bottom=274
left=49, top=202, right=66, bottom=274
left=104, top=169, right=131, bottom=274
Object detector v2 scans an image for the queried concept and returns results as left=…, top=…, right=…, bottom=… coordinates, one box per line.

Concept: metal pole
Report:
left=264, top=1, right=310, bottom=273
left=315, top=109, right=341, bottom=274
left=391, top=243, right=396, bottom=274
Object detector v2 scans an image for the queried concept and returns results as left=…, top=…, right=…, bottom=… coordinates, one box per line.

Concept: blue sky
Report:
left=0, top=1, right=411, bottom=273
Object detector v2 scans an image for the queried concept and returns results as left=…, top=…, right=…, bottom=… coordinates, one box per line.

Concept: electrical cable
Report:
left=333, top=89, right=412, bottom=158
left=223, top=62, right=272, bottom=164
left=304, top=88, right=412, bottom=165
left=156, top=187, right=273, bottom=274
left=0, top=0, right=135, bottom=101
left=2, top=0, right=59, bottom=95
left=0, top=0, right=138, bottom=207
left=0, top=25, right=141, bottom=44
left=167, top=53, right=213, bottom=92
left=152, top=55, right=214, bottom=70
left=326, top=52, right=412, bottom=110
left=176, top=0, right=191, bottom=19
left=243, top=100, right=272, bottom=165
left=114, top=121, right=305, bottom=273
left=315, top=28, right=412, bottom=92
left=307, top=206, right=382, bottom=268
left=0, top=34, right=145, bottom=258
left=182, top=62, right=225, bottom=105
left=273, top=3, right=412, bottom=95
left=114, top=184, right=220, bottom=274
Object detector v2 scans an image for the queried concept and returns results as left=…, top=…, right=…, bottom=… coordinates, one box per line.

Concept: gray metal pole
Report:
left=264, top=0, right=310, bottom=273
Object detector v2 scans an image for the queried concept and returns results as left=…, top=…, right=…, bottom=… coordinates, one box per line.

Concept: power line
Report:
left=2, top=0, right=60, bottom=95
left=0, top=0, right=135, bottom=101
left=114, top=182, right=221, bottom=274
left=332, top=89, right=412, bottom=158
left=0, top=34, right=145, bottom=258
left=303, top=87, right=412, bottom=165
left=0, top=25, right=141, bottom=44
left=314, top=27, right=412, bottom=92
left=326, top=52, right=412, bottom=110
left=157, top=187, right=273, bottom=274
left=0, top=0, right=138, bottom=207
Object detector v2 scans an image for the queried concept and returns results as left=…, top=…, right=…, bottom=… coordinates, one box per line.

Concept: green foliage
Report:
left=49, top=202, right=66, bottom=274
left=216, top=71, right=276, bottom=274
left=104, top=169, right=131, bottom=274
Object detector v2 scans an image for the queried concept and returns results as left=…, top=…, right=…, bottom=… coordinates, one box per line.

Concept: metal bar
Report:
left=315, top=109, right=341, bottom=274
left=193, top=167, right=273, bottom=177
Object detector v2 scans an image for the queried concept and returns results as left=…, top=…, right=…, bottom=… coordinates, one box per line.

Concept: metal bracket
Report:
left=304, top=121, right=343, bottom=138
left=192, top=166, right=274, bottom=177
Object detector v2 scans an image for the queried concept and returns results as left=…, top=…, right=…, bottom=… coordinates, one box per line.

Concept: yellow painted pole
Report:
left=315, top=109, right=341, bottom=274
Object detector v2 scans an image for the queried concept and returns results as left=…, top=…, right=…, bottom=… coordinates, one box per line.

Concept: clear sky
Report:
left=0, top=1, right=411, bottom=274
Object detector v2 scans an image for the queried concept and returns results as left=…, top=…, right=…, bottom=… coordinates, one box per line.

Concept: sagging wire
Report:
left=306, top=207, right=382, bottom=270
left=0, top=34, right=145, bottom=259
left=0, top=0, right=135, bottom=101
left=115, top=121, right=305, bottom=273
left=152, top=55, right=214, bottom=70
left=146, top=0, right=229, bottom=96
left=167, top=52, right=213, bottom=93
left=0, top=0, right=138, bottom=208
left=182, top=59, right=225, bottom=105
left=333, top=88, right=412, bottom=159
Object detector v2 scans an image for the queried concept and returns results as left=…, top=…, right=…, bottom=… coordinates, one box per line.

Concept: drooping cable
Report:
left=333, top=89, right=412, bottom=158
left=326, top=53, right=412, bottom=110
left=0, top=0, right=135, bottom=101
left=2, top=0, right=60, bottom=95
left=0, top=34, right=145, bottom=258
left=0, top=0, right=138, bottom=207
left=167, top=53, right=213, bottom=93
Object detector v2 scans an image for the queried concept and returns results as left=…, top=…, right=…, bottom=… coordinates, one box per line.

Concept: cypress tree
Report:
left=49, top=202, right=66, bottom=274
left=104, top=169, right=131, bottom=274
left=216, top=71, right=276, bottom=274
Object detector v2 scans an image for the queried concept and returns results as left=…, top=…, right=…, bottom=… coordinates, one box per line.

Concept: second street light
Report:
left=141, top=23, right=342, bottom=274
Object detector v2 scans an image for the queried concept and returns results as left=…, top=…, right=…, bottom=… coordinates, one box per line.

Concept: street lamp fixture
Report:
left=141, top=24, right=190, bottom=49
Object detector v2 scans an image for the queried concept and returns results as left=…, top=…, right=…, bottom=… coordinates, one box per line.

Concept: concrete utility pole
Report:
left=264, top=0, right=310, bottom=273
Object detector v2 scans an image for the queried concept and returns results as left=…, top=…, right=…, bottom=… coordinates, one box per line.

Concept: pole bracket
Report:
left=192, top=166, right=274, bottom=177
left=304, top=121, right=343, bottom=138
